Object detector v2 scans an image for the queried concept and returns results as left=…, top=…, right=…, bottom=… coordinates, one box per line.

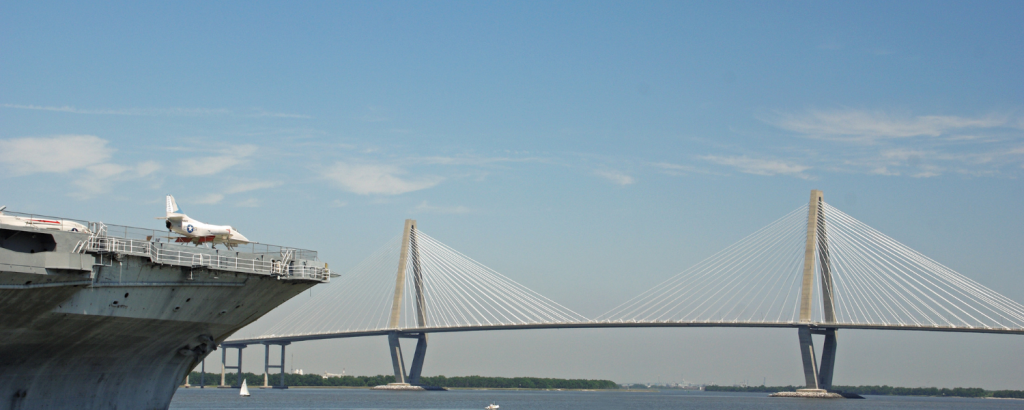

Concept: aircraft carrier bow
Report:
left=0, top=208, right=330, bottom=410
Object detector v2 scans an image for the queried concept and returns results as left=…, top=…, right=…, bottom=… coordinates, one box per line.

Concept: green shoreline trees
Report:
left=183, top=373, right=1022, bottom=397
left=704, top=385, right=1024, bottom=398
left=186, top=372, right=617, bottom=389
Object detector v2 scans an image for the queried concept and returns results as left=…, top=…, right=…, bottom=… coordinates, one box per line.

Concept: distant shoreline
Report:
left=704, top=385, right=1024, bottom=399
left=184, top=373, right=618, bottom=390
left=177, top=385, right=1024, bottom=398
left=182, top=372, right=1024, bottom=399
left=179, top=385, right=656, bottom=392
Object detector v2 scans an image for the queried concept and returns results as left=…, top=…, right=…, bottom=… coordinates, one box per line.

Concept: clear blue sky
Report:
left=2, top=1, right=1023, bottom=388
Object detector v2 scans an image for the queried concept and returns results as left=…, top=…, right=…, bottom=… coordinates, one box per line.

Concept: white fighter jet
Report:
left=157, top=196, right=250, bottom=248
left=0, top=206, right=91, bottom=233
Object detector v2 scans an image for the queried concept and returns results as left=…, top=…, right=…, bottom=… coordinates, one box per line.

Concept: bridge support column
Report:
left=388, top=332, right=408, bottom=384
left=262, top=342, right=290, bottom=389
left=279, top=343, right=287, bottom=388
left=817, top=328, right=838, bottom=390
left=795, top=326, right=839, bottom=392
left=236, top=346, right=244, bottom=388
left=407, top=333, right=428, bottom=384
left=220, top=349, right=226, bottom=387
left=797, top=326, right=820, bottom=390
left=219, top=344, right=246, bottom=388
left=385, top=332, right=429, bottom=386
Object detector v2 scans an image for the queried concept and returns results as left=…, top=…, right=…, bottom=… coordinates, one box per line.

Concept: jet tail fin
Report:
left=166, top=195, right=181, bottom=215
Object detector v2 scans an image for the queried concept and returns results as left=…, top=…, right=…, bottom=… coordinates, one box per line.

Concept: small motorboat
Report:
left=485, top=404, right=499, bottom=410
left=240, top=379, right=250, bottom=397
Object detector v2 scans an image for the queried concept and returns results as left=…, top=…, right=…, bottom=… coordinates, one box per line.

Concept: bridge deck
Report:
left=224, top=321, right=1024, bottom=346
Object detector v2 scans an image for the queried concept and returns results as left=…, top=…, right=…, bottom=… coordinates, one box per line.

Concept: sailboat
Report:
left=239, top=379, right=250, bottom=397
left=485, top=405, right=499, bottom=410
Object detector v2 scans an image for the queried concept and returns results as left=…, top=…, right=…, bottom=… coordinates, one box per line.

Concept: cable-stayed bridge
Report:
left=220, top=190, right=1024, bottom=393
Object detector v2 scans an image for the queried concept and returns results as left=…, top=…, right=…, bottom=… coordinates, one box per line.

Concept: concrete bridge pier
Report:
left=817, top=328, right=838, bottom=389
left=387, top=331, right=408, bottom=384
left=386, top=332, right=429, bottom=385
left=263, top=342, right=290, bottom=389
left=379, top=331, right=437, bottom=390
left=218, top=344, right=246, bottom=388
left=797, top=326, right=820, bottom=389
left=407, top=333, right=428, bottom=384
left=797, top=326, right=839, bottom=391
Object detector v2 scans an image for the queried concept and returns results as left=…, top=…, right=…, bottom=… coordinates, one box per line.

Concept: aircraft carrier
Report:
left=0, top=209, right=330, bottom=410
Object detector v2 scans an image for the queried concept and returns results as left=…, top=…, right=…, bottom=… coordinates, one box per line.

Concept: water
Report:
left=170, top=388, right=1023, bottom=409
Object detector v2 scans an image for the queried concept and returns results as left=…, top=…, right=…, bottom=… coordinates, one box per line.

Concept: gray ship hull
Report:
left=0, top=216, right=329, bottom=410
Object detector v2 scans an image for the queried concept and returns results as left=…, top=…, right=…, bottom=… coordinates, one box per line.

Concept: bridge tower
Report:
left=385, top=219, right=429, bottom=386
left=796, top=189, right=839, bottom=392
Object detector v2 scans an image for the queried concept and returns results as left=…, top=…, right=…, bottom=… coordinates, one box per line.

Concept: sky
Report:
left=2, top=1, right=1023, bottom=389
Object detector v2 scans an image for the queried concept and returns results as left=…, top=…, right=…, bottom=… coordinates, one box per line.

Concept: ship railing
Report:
left=82, top=236, right=329, bottom=282
left=86, top=236, right=152, bottom=257
left=153, top=247, right=275, bottom=274
left=281, top=265, right=333, bottom=282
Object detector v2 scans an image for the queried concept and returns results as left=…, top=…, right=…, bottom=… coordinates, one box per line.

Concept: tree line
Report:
left=418, top=375, right=618, bottom=389
left=186, top=372, right=395, bottom=387
left=705, top=384, right=1024, bottom=398
left=184, top=373, right=1021, bottom=397
left=186, top=372, right=617, bottom=389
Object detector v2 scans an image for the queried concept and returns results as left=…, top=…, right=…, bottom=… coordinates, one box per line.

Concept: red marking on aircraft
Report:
left=175, top=236, right=216, bottom=244
left=31, top=219, right=61, bottom=224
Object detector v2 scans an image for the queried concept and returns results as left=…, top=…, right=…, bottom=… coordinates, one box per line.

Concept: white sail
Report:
left=240, top=379, right=250, bottom=397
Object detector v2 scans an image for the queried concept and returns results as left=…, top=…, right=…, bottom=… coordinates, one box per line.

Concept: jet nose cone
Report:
left=230, top=231, right=250, bottom=243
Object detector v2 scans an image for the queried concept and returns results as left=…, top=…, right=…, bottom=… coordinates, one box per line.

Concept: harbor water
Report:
left=170, top=388, right=1023, bottom=409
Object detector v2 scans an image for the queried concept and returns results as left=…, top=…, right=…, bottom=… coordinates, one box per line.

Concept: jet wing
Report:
left=155, top=214, right=185, bottom=221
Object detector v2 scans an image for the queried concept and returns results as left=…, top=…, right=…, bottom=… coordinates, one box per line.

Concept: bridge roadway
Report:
left=223, top=321, right=1024, bottom=347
